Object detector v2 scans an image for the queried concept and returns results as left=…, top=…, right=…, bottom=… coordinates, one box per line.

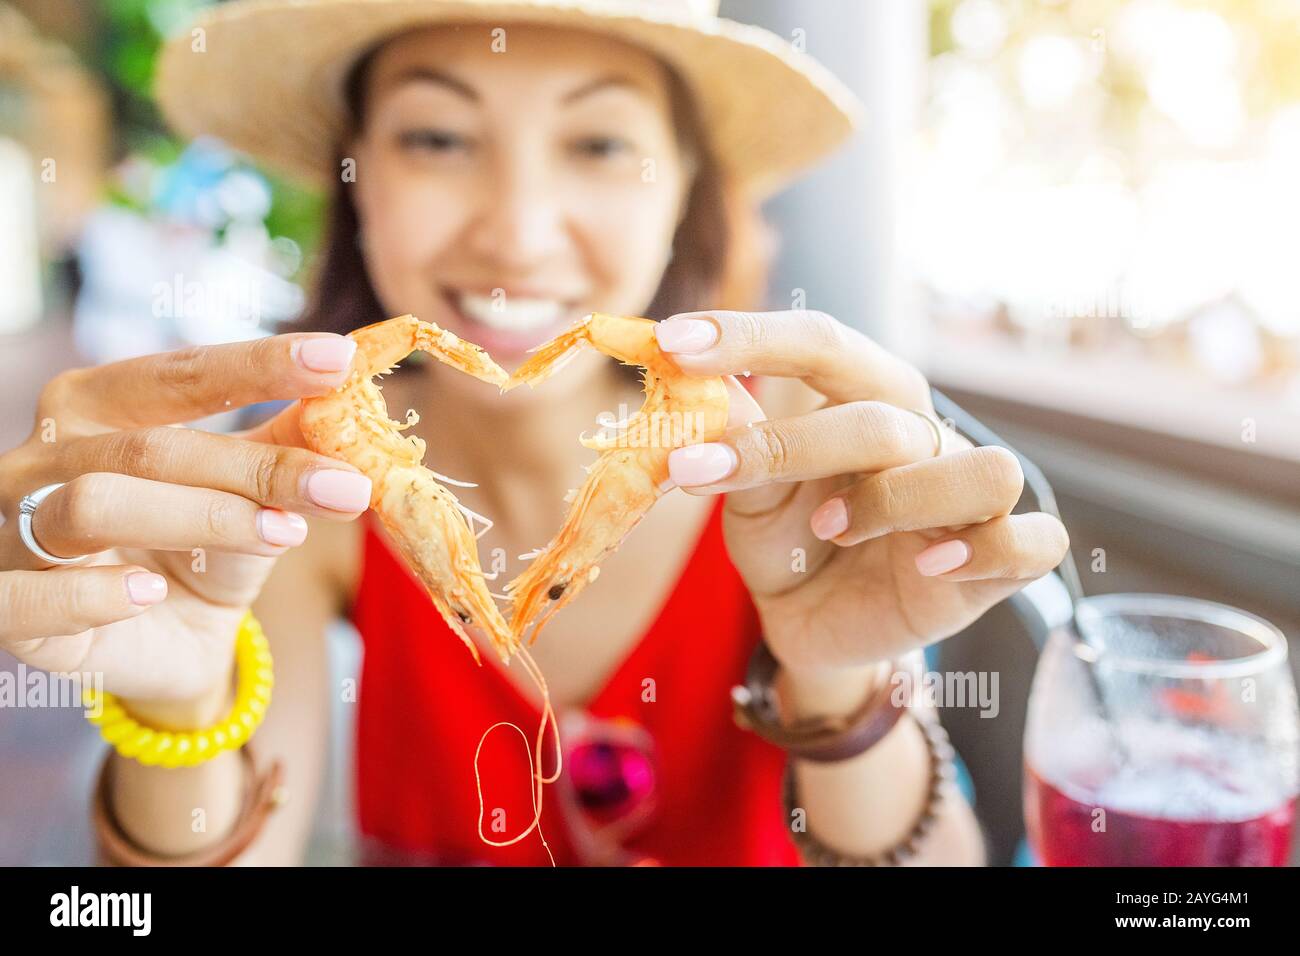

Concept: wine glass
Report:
left=1023, top=593, right=1300, bottom=866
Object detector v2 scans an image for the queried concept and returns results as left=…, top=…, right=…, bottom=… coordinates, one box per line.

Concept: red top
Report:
left=350, top=496, right=798, bottom=866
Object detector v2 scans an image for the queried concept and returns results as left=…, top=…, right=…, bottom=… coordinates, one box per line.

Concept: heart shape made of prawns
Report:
left=300, top=313, right=729, bottom=664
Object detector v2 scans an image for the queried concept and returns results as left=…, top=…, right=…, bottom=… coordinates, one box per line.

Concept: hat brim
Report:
left=155, top=0, right=862, bottom=197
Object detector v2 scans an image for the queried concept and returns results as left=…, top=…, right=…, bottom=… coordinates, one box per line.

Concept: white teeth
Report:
left=455, top=291, right=564, bottom=331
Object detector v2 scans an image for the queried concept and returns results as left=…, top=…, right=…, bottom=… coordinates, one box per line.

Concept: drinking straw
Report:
left=930, top=389, right=1128, bottom=763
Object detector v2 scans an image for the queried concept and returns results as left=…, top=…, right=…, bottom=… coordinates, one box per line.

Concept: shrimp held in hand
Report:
left=503, top=313, right=728, bottom=643
left=300, top=315, right=516, bottom=663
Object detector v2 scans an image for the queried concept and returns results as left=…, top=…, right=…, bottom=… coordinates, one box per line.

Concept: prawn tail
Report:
left=348, top=314, right=424, bottom=375
left=414, top=321, right=510, bottom=388
left=504, top=315, right=594, bottom=390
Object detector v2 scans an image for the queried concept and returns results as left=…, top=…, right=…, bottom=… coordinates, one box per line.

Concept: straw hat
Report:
left=155, top=0, right=863, bottom=197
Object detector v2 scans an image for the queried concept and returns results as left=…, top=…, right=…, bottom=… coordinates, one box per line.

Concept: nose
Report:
left=465, top=149, right=571, bottom=273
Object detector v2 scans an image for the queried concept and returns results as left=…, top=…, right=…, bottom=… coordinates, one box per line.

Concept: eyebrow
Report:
left=390, top=67, right=479, bottom=102
left=561, top=74, right=653, bottom=105
left=389, top=68, right=651, bottom=107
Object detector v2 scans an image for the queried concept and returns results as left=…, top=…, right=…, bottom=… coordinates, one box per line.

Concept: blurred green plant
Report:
left=96, top=0, right=323, bottom=273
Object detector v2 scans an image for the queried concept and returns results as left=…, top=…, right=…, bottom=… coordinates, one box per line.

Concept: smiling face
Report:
left=348, top=24, right=694, bottom=392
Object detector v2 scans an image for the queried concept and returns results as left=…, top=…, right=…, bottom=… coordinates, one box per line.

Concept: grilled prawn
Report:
left=300, top=314, right=515, bottom=663
left=503, top=312, right=729, bottom=644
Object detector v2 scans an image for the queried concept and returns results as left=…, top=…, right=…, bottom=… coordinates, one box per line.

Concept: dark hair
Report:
left=294, top=40, right=768, bottom=337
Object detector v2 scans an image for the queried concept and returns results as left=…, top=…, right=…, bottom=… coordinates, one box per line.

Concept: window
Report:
left=913, top=0, right=1300, bottom=459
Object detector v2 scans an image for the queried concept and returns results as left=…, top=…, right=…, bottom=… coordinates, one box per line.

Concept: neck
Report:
left=403, top=355, right=642, bottom=539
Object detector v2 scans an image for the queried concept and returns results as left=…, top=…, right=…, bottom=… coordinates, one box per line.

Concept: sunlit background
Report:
left=4, top=1, right=1299, bottom=389
left=914, top=0, right=1300, bottom=437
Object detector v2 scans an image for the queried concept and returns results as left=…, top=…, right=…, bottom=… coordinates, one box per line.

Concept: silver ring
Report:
left=906, top=408, right=946, bottom=458
left=18, top=483, right=91, bottom=566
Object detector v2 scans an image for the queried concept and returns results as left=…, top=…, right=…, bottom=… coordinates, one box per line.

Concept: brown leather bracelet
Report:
left=730, top=641, right=906, bottom=762
left=91, top=743, right=287, bottom=867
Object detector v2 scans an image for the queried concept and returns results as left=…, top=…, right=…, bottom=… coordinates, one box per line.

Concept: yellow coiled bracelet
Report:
left=83, top=611, right=273, bottom=768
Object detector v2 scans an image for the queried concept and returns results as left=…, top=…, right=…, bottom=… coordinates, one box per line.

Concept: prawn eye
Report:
left=455, top=609, right=471, bottom=623
left=547, top=583, right=567, bottom=601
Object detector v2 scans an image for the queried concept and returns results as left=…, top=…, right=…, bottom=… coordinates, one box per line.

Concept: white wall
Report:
left=718, top=0, right=928, bottom=359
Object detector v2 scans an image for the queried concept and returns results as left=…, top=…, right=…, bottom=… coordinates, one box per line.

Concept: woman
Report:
left=0, top=0, right=1068, bottom=866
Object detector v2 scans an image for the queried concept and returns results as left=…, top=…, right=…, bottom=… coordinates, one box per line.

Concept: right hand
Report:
left=0, top=333, right=370, bottom=702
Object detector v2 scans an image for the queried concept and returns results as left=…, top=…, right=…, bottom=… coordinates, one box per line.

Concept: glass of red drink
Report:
left=1024, top=594, right=1299, bottom=866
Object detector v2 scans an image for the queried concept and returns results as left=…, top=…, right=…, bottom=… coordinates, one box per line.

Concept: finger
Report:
left=668, top=401, right=944, bottom=495
left=710, top=375, right=792, bottom=514
left=911, top=512, right=1071, bottom=583
left=810, top=446, right=1025, bottom=545
left=3, top=474, right=309, bottom=570
left=0, top=566, right=167, bottom=645
left=51, top=428, right=371, bottom=520
left=40, top=333, right=356, bottom=430
left=655, top=310, right=932, bottom=408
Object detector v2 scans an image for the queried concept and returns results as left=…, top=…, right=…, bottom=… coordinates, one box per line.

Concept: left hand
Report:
left=655, top=310, right=1070, bottom=677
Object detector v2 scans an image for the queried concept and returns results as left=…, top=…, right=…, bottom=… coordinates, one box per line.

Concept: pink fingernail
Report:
left=915, top=540, right=972, bottom=576
left=810, top=498, right=849, bottom=540
left=655, top=318, right=718, bottom=353
left=295, top=337, right=356, bottom=373
left=304, top=470, right=372, bottom=512
left=257, top=509, right=309, bottom=546
left=667, top=443, right=737, bottom=486
left=126, top=572, right=167, bottom=606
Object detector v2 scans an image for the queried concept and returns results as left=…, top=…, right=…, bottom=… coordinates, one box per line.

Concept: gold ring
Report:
left=905, top=408, right=945, bottom=458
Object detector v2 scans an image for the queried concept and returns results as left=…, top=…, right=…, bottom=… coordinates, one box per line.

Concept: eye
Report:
left=396, top=128, right=472, bottom=154
left=570, top=135, right=633, bottom=160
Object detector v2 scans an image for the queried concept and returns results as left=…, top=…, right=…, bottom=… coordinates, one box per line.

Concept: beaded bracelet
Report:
left=82, top=612, right=274, bottom=769
left=783, top=712, right=956, bottom=866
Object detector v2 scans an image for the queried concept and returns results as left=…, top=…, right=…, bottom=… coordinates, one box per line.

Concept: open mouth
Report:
left=439, top=287, right=584, bottom=357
